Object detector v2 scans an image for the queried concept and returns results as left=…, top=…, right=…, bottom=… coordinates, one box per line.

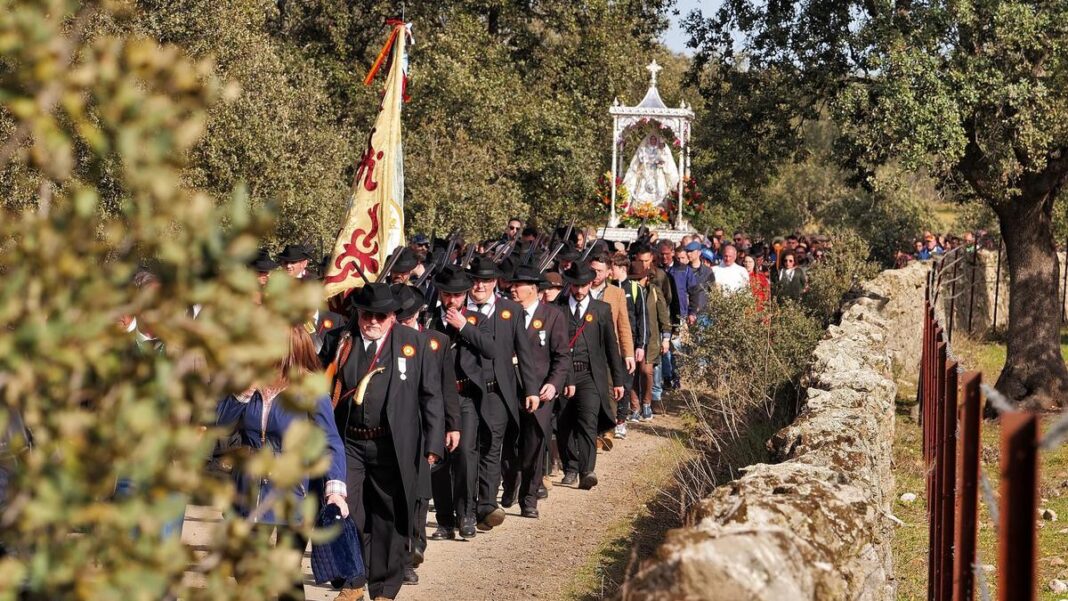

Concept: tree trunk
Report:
left=992, top=192, right=1068, bottom=408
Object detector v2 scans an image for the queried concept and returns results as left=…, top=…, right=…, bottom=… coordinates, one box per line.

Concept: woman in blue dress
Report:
left=217, top=325, right=353, bottom=600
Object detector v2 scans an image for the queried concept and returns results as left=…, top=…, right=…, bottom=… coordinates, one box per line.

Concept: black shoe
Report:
left=561, top=472, right=578, bottom=486
left=329, top=578, right=346, bottom=590
left=430, top=525, right=455, bottom=540
left=500, top=486, right=517, bottom=508
left=459, top=516, right=477, bottom=539
left=579, top=472, right=598, bottom=490
left=520, top=506, right=539, bottom=519
left=412, top=545, right=425, bottom=567
left=403, top=566, right=419, bottom=585
left=476, top=507, right=506, bottom=531
left=537, top=485, right=548, bottom=499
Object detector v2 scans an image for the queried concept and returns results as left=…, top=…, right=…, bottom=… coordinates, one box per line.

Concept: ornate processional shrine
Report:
left=608, top=60, right=695, bottom=232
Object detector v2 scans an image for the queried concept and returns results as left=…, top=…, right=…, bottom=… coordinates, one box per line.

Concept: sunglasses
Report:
left=507, top=225, right=520, bottom=231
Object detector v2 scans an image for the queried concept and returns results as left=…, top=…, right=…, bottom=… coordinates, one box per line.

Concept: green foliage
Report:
left=1, top=1, right=674, bottom=245
left=0, top=1, right=328, bottom=598
left=800, top=229, right=880, bottom=325
left=682, top=292, right=823, bottom=413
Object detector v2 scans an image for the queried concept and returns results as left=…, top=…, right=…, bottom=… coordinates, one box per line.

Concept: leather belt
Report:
left=455, top=378, right=499, bottom=395
left=346, top=425, right=390, bottom=440
left=572, top=361, right=590, bottom=373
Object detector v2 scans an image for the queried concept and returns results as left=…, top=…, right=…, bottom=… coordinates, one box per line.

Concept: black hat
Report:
left=390, top=248, right=419, bottom=274
left=391, top=284, right=427, bottom=321
left=349, top=283, right=401, bottom=314
left=249, top=248, right=279, bottom=272
left=561, top=261, right=596, bottom=285
left=508, top=263, right=544, bottom=284
left=499, top=256, right=516, bottom=279
left=434, top=265, right=473, bottom=294
left=277, top=244, right=313, bottom=264
left=466, top=256, right=503, bottom=280
left=557, top=244, right=581, bottom=262
left=412, top=233, right=430, bottom=246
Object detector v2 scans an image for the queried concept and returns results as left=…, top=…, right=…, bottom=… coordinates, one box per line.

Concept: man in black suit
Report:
left=320, top=283, right=444, bottom=600
left=463, top=256, right=540, bottom=530
left=392, top=284, right=459, bottom=586
left=427, top=266, right=493, bottom=539
left=556, top=261, right=625, bottom=490
left=500, top=264, right=570, bottom=517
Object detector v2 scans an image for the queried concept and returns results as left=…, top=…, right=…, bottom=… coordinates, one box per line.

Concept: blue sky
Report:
left=662, top=0, right=713, bottom=55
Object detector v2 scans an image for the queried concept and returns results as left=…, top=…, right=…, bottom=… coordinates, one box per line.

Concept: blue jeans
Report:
left=661, top=350, right=675, bottom=389
left=114, top=478, right=186, bottom=539
left=651, top=363, right=663, bottom=402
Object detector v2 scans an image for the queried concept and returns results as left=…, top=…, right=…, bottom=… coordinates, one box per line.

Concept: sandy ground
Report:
left=182, top=411, right=686, bottom=601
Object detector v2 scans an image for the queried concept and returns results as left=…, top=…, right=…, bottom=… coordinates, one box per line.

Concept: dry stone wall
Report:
left=623, top=263, right=930, bottom=601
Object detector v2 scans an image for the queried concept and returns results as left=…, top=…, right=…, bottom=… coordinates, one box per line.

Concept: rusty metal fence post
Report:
left=938, top=360, right=959, bottom=601
left=999, top=412, right=1038, bottom=601
left=952, top=372, right=981, bottom=601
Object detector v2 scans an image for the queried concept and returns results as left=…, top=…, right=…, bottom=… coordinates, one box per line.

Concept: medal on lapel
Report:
left=400, top=344, right=415, bottom=381
left=539, top=330, right=546, bottom=346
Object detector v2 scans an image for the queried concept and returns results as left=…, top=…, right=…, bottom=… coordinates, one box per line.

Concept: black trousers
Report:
left=411, top=454, right=432, bottom=562
left=476, top=391, right=511, bottom=518
left=431, top=397, right=478, bottom=527
left=557, top=371, right=600, bottom=476
left=502, top=401, right=552, bottom=510
left=344, top=437, right=407, bottom=600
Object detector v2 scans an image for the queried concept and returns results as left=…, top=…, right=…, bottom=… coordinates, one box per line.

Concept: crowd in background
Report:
left=893, top=229, right=999, bottom=268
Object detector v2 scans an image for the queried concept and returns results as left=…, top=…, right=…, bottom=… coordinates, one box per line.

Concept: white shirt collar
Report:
left=568, top=295, right=590, bottom=316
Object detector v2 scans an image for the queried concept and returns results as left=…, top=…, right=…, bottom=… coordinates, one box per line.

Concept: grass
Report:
left=892, top=331, right=1068, bottom=600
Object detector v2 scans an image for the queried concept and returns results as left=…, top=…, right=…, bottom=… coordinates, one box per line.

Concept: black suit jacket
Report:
left=521, top=301, right=570, bottom=397
left=472, top=296, right=540, bottom=424
left=558, top=296, right=626, bottom=431
left=424, top=328, right=461, bottom=433
left=428, top=309, right=495, bottom=398
left=321, top=325, right=445, bottom=513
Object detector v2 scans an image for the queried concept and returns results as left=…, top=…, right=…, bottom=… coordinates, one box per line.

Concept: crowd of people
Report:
left=0, top=219, right=832, bottom=600
left=893, top=229, right=998, bottom=268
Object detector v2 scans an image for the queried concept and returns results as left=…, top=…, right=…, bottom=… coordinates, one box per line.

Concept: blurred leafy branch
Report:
left=0, top=1, right=332, bottom=599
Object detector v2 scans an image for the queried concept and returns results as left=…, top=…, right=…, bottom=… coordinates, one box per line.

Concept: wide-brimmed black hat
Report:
left=557, top=244, right=581, bottom=263
left=390, top=248, right=419, bottom=274
left=499, top=256, right=516, bottom=279
left=249, top=248, right=279, bottom=272
left=277, top=244, right=313, bottom=264
left=391, top=284, right=427, bottom=321
left=350, top=283, right=401, bottom=314
left=434, top=265, right=473, bottom=294
left=508, top=263, right=544, bottom=284
left=561, top=261, right=596, bottom=285
left=466, top=256, right=503, bottom=280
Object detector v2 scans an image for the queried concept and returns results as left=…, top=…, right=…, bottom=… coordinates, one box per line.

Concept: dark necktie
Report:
left=573, top=302, right=581, bottom=321
left=359, top=340, right=377, bottom=375
left=477, top=302, right=486, bottom=315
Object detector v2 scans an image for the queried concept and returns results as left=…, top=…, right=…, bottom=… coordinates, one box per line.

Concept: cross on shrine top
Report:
left=646, top=60, right=662, bottom=87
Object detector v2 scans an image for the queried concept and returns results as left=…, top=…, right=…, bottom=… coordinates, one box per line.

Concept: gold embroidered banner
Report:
left=324, top=22, right=410, bottom=299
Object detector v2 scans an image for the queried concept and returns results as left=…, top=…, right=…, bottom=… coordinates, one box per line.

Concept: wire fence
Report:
left=919, top=257, right=1040, bottom=601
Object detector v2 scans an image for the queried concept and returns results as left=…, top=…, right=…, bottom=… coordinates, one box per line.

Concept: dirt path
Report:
left=183, top=410, right=688, bottom=601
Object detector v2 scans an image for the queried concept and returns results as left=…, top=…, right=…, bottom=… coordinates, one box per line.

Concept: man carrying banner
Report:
left=319, top=21, right=424, bottom=601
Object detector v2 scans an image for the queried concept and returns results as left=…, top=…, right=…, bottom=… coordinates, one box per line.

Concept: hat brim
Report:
left=277, top=252, right=310, bottom=264
left=561, top=272, right=595, bottom=285
left=435, top=282, right=472, bottom=294
left=351, top=299, right=402, bottom=314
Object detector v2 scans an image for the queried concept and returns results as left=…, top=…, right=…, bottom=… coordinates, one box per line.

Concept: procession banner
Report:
left=323, top=21, right=411, bottom=298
